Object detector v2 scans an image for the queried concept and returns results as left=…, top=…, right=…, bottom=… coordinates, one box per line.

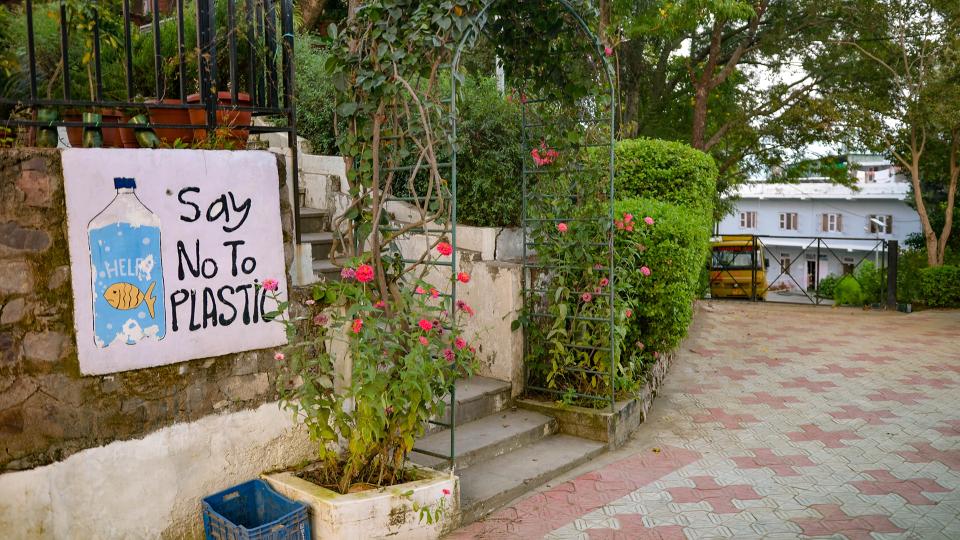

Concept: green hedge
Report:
left=611, top=138, right=718, bottom=217
left=918, top=265, right=960, bottom=307
left=448, top=75, right=524, bottom=227
left=295, top=34, right=340, bottom=155
left=614, top=198, right=711, bottom=357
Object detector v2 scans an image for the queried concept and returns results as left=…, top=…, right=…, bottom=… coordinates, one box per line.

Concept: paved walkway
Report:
left=448, top=301, right=960, bottom=539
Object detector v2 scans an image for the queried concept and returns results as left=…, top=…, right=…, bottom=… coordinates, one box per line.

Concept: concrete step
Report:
left=457, top=434, right=606, bottom=525
left=301, top=231, right=335, bottom=260
left=411, top=409, right=556, bottom=471
left=312, top=259, right=341, bottom=282
left=298, top=207, right=329, bottom=235
left=424, top=376, right=512, bottom=436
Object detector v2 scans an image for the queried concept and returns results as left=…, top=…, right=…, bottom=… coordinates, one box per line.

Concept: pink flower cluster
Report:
left=615, top=213, right=634, bottom=232
left=340, top=264, right=374, bottom=283
left=531, top=141, right=559, bottom=167
left=262, top=278, right=279, bottom=292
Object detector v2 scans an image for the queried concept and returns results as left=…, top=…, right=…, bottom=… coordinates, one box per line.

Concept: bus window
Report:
left=711, top=248, right=762, bottom=270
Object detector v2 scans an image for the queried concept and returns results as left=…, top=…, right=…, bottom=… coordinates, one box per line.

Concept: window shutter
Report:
left=821, top=214, right=827, bottom=232
left=837, top=214, right=843, bottom=232
left=886, top=215, right=893, bottom=234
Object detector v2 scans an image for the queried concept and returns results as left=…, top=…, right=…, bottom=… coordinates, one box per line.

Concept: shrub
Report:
left=855, top=261, right=885, bottom=305
left=614, top=198, right=711, bottom=361
left=817, top=274, right=839, bottom=299
left=834, top=276, right=863, bottom=306
left=918, top=265, right=960, bottom=307
left=449, top=75, right=524, bottom=227
left=295, top=35, right=340, bottom=155
left=609, top=138, right=718, bottom=218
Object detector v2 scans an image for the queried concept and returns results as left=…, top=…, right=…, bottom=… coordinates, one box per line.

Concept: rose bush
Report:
left=263, top=261, right=476, bottom=494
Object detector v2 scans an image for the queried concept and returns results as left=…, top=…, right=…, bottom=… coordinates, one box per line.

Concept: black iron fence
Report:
left=708, top=235, right=898, bottom=307
left=1, top=0, right=299, bottom=235
left=0, top=0, right=295, bottom=143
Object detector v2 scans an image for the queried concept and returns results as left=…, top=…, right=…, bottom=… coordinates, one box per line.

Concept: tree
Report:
left=833, top=0, right=959, bottom=266
left=601, top=1, right=847, bottom=204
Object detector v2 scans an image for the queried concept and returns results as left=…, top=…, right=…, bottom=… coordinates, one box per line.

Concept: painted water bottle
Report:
left=88, top=177, right=166, bottom=348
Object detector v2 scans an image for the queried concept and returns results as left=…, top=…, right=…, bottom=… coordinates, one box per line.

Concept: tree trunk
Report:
left=691, top=86, right=709, bottom=150
left=300, top=0, right=330, bottom=33
left=909, top=161, right=940, bottom=266
left=937, top=128, right=959, bottom=266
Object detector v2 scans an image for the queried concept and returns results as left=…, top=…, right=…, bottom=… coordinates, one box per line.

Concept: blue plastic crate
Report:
left=202, top=479, right=311, bottom=540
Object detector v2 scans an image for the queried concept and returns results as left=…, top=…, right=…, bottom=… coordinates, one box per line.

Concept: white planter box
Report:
left=262, top=466, right=458, bottom=540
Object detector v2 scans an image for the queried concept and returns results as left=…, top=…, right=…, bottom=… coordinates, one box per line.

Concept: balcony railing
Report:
left=0, top=0, right=296, bottom=148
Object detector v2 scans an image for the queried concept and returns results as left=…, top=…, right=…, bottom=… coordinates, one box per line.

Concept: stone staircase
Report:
left=412, top=376, right=606, bottom=525
left=297, top=207, right=340, bottom=282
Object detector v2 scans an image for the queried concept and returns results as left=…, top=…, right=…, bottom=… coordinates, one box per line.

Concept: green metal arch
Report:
left=447, top=1, right=619, bottom=412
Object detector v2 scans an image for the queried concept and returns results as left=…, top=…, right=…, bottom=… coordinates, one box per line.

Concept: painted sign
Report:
left=63, top=149, right=288, bottom=375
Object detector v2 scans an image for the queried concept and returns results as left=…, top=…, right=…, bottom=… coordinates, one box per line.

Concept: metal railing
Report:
left=1, top=0, right=300, bottom=237
left=709, top=235, right=898, bottom=307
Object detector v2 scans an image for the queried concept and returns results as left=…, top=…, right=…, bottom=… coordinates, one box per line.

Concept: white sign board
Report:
left=63, top=149, right=288, bottom=375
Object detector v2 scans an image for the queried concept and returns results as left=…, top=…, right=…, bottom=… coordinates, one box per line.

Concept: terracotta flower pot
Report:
left=65, top=108, right=134, bottom=148
left=145, top=99, right=196, bottom=145
left=186, top=92, right=252, bottom=147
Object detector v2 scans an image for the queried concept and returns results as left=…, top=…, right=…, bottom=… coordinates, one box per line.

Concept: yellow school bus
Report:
left=709, top=235, right=767, bottom=300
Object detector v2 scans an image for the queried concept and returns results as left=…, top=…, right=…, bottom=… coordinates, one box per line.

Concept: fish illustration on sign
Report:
left=103, top=282, right=158, bottom=318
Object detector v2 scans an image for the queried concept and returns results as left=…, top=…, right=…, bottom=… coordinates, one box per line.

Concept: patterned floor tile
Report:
left=448, top=302, right=960, bottom=539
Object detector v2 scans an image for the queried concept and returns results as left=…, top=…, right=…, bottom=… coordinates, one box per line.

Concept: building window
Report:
left=740, top=211, right=757, bottom=229
left=780, top=254, right=792, bottom=273
left=779, top=212, right=798, bottom=230
left=821, top=213, right=843, bottom=233
left=868, top=215, right=893, bottom=234
left=865, top=170, right=876, bottom=182
left=842, top=257, right=855, bottom=275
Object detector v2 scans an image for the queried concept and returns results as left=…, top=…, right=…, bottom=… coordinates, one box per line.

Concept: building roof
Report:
left=731, top=181, right=911, bottom=201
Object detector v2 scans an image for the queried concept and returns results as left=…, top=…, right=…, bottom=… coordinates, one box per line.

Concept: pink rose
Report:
left=442, top=488, right=451, bottom=496
left=313, top=313, right=329, bottom=326
left=557, top=222, right=568, bottom=233
left=455, top=337, right=467, bottom=350
left=418, top=319, right=434, bottom=332
left=419, top=336, right=429, bottom=346
left=599, top=277, right=609, bottom=287
left=352, top=318, right=363, bottom=333
left=415, top=286, right=426, bottom=295
left=262, top=278, right=278, bottom=292
left=374, top=300, right=385, bottom=309
left=640, top=266, right=652, bottom=277
left=581, top=292, right=593, bottom=303
left=443, top=348, right=455, bottom=362
left=644, top=216, right=654, bottom=226
left=355, top=264, right=374, bottom=283
left=274, top=352, right=285, bottom=361
left=456, top=300, right=475, bottom=316
left=457, top=272, right=470, bottom=284
left=625, top=309, right=632, bottom=318
left=436, top=242, right=453, bottom=256
left=430, top=288, right=440, bottom=299
left=623, top=213, right=633, bottom=223
left=604, top=46, right=613, bottom=57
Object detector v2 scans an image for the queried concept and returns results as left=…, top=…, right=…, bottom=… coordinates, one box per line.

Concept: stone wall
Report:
left=0, top=148, right=295, bottom=472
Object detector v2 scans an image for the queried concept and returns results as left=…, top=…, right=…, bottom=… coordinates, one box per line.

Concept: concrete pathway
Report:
left=447, top=301, right=960, bottom=539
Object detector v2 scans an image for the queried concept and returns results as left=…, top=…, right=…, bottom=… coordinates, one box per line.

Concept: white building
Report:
left=718, top=155, right=921, bottom=291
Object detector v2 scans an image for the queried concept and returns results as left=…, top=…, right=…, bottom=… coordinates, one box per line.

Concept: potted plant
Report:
left=259, top=258, right=475, bottom=539
left=186, top=91, right=253, bottom=146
